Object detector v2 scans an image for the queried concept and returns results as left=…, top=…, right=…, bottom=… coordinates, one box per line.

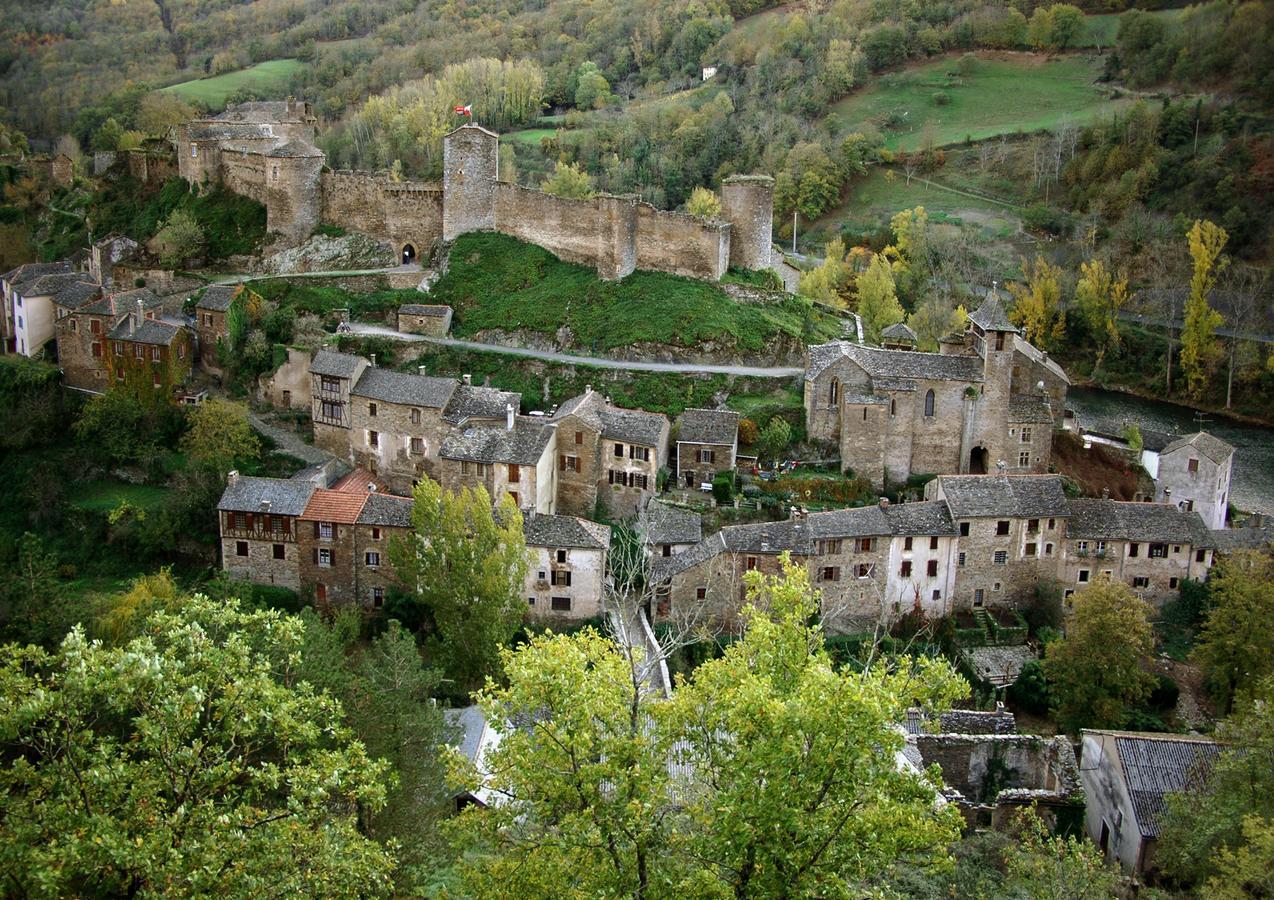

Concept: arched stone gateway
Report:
left=970, top=446, right=989, bottom=475
left=401, top=243, right=416, bottom=265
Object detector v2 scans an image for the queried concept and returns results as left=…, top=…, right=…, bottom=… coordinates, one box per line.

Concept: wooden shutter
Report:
left=559, top=455, right=566, bottom=471
left=312, top=548, right=318, bottom=564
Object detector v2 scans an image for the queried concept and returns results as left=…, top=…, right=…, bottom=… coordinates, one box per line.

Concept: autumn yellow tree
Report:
left=1074, top=259, right=1129, bottom=372
left=856, top=252, right=906, bottom=343
left=685, top=186, right=721, bottom=219
left=1180, top=220, right=1228, bottom=399
left=1008, top=256, right=1066, bottom=350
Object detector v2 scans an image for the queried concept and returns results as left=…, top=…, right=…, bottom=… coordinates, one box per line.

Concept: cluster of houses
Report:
left=0, top=238, right=223, bottom=395
left=202, top=294, right=1251, bottom=640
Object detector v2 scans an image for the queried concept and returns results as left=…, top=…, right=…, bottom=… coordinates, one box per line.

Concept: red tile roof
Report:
left=300, top=489, right=369, bottom=525
left=331, top=467, right=387, bottom=494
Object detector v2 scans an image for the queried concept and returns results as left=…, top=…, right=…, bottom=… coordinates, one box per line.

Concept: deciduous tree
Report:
left=388, top=476, right=529, bottom=696
left=0, top=596, right=396, bottom=896
left=180, top=398, right=261, bottom=475
left=1042, top=577, right=1156, bottom=732
left=1008, top=255, right=1066, bottom=351
left=1074, top=258, right=1129, bottom=372
left=857, top=251, right=906, bottom=343
left=685, top=186, right=721, bottom=219
left=541, top=160, right=596, bottom=199
left=1191, top=548, right=1274, bottom=714
left=1180, top=219, right=1228, bottom=399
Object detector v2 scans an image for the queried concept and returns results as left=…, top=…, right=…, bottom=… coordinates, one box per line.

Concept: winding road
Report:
left=346, top=322, right=805, bottom=378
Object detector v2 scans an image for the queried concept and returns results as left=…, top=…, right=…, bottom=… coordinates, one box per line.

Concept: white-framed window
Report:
left=1021, top=427, right=1032, bottom=444
left=1078, top=569, right=1090, bottom=583
left=365, top=551, right=381, bottom=567
left=1018, top=451, right=1030, bottom=467
left=318, top=548, right=333, bottom=567
left=319, top=522, right=334, bottom=540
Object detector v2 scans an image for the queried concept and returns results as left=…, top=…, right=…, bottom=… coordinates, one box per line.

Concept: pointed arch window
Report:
left=924, top=389, right=935, bottom=417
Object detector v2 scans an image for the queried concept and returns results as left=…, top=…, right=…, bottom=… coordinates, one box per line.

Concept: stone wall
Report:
left=494, top=185, right=637, bottom=280
left=634, top=204, right=729, bottom=281
left=526, top=544, right=607, bottom=619
left=721, top=176, right=774, bottom=271
left=442, top=125, right=499, bottom=241
left=258, top=347, right=312, bottom=409
left=320, top=172, right=444, bottom=259
left=398, top=306, right=453, bottom=336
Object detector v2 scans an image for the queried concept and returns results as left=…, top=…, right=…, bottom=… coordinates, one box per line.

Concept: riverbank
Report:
left=1072, top=377, right=1274, bottom=430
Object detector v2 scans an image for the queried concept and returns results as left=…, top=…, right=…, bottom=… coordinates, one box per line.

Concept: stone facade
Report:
left=194, top=284, right=236, bottom=372
left=655, top=475, right=1217, bottom=633
left=258, top=347, right=313, bottom=409
left=217, top=473, right=317, bottom=591
left=443, top=124, right=500, bottom=241
left=805, top=297, right=1067, bottom=489
left=1154, top=432, right=1234, bottom=530
left=720, top=176, right=775, bottom=271
left=674, top=408, right=739, bottom=490
left=523, top=512, right=612, bottom=619
left=397, top=304, right=453, bottom=336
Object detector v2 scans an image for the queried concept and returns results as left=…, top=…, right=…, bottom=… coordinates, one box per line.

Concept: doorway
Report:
left=401, top=243, right=417, bottom=265
left=970, top=446, right=989, bottom=474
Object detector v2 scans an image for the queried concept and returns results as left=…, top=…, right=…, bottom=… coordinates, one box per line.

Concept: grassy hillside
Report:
left=430, top=232, right=837, bottom=354
left=832, top=53, right=1126, bottom=151
left=161, top=59, right=304, bottom=109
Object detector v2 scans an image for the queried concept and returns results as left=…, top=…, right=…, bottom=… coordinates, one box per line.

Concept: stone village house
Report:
left=1153, top=431, right=1234, bottom=531
left=674, top=407, right=740, bottom=490
left=654, top=475, right=1216, bottom=633
left=1, top=262, right=98, bottom=357
left=804, top=297, right=1068, bottom=489
left=194, top=284, right=237, bottom=373
left=217, top=469, right=611, bottom=618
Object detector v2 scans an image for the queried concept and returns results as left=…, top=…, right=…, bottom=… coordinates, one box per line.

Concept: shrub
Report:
left=711, top=471, right=735, bottom=504
left=1022, top=202, right=1072, bottom=237
left=1008, top=660, right=1051, bottom=715
left=738, top=417, right=759, bottom=446
left=932, top=91, right=951, bottom=106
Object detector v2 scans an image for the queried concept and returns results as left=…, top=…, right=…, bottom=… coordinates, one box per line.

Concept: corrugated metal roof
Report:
left=1115, top=734, right=1221, bottom=838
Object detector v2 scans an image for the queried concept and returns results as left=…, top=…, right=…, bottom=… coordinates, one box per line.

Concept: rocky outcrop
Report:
left=259, top=233, right=396, bottom=274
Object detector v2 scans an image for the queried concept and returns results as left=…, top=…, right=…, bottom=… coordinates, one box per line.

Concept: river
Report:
left=1067, top=387, right=1274, bottom=516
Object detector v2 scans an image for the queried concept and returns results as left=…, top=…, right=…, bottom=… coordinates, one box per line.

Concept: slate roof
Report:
left=78, top=287, right=162, bottom=318
left=213, top=101, right=309, bottom=124
left=2, top=260, right=70, bottom=288
left=399, top=304, right=451, bottom=317
left=357, top=492, right=414, bottom=528
left=884, top=500, right=959, bottom=535
left=442, top=384, right=521, bottom=424
left=1211, top=524, right=1274, bottom=552
left=51, top=278, right=101, bottom=310
left=640, top=500, right=703, bottom=546
left=677, top=408, right=739, bottom=446
left=266, top=139, right=323, bottom=158
left=1110, top=733, right=1222, bottom=838
left=196, top=284, right=238, bottom=312
left=445, top=706, right=488, bottom=764
left=1140, top=429, right=1177, bottom=453
left=1007, top=395, right=1055, bottom=424
left=300, top=488, right=370, bottom=524
left=310, top=350, right=365, bottom=378
left=968, top=295, right=1018, bottom=333
left=805, top=341, right=984, bottom=384
left=881, top=321, right=917, bottom=343
left=1161, top=431, right=1234, bottom=464
left=553, top=390, right=668, bottom=447
left=652, top=531, right=729, bottom=581
left=440, top=419, right=555, bottom=465
left=938, top=475, right=1069, bottom=519
left=352, top=368, right=456, bottom=409
left=106, top=318, right=183, bottom=345
left=523, top=512, right=611, bottom=550
left=23, top=272, right=92, bottom=297
left=602, top=408, right=666, bottom=447
left=1066, top=500, right=1216, bottom=547
left=217, top=475, right=316, bottom=516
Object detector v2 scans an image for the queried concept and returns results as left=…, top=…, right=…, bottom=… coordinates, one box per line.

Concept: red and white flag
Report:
left=453, top=103, right=472, bottom=117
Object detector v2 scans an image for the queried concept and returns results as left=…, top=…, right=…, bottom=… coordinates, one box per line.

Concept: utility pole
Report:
left=792, top=210, right=797, bottom=255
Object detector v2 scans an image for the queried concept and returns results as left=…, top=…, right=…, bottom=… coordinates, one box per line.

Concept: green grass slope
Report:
left=832, top=53, right=1127, bottom=151
left=161, top=59, right=304, bottom=109
left=430, top=232, right=835, bottom=354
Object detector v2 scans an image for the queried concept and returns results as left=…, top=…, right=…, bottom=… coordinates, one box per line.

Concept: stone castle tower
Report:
left=721, top=175, right=775, bottom=271
left=442, top=124, right=499, bottom=241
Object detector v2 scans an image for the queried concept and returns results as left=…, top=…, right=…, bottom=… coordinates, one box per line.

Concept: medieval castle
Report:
left=177, top=101, right=777, bottom=280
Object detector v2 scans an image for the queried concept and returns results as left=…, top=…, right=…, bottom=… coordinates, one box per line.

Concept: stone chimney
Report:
left=131, top=297, right=143, bottom=335
left=506, top=403, right=515, bottom=430
left=1164, top=487, right=1172, bottom=501
left=227, top=470, right=239, bottom=485
left=1102, top=487, right=1110, bottom=500
left=418, top=366, right=427, bottom=377
left=463, top=374, right=471, bottom=386
left=369, top=353, right=377, bottom=368
left=879, top=497, right=890, bottom=509
left=259, top=500, right=270, bottom=513
left=585, top=383, right=592, bottom=395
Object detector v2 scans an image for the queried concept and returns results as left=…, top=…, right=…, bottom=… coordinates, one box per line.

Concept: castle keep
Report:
left=177, top=106, right=777, bottom=281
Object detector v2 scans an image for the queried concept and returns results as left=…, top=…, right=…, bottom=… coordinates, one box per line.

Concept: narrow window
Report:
left=924, top=389, right=935, bottom=417
left=927, top=559, right=938, bottom=577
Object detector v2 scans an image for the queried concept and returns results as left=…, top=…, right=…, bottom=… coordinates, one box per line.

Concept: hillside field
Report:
left=161, top=59, right=304, bottom=109
left=831, top=53, right=1128, bottom=151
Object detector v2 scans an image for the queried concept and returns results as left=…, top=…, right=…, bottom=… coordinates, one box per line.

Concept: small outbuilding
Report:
left=397, top=303, right=453, bottom=337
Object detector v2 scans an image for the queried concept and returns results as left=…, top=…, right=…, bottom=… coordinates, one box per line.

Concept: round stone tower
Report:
left=442, top=124, right=500, bottom=241
left=721, top=174, right=775, bottom=272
